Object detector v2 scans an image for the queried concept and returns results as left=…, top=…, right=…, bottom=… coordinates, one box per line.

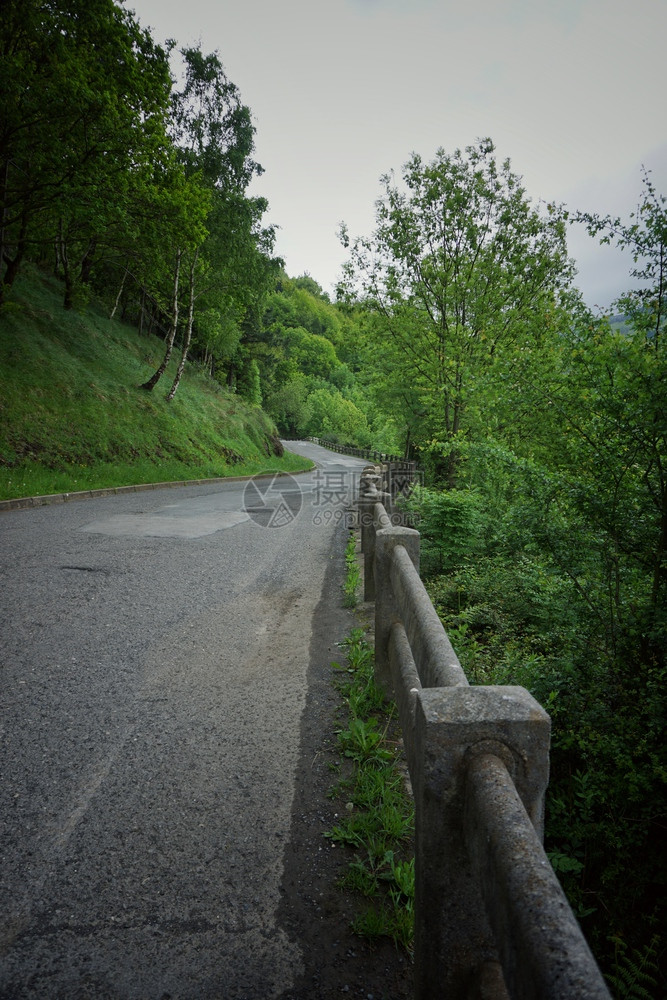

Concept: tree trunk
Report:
left=139, top=249, right=182, bottom=391
left=139, top=286, right=147, bottom=336
left=0, top=232, right=26, bottom=301
left=0, top=159, right=10, bottom=302
left=79, top=238, right=96, bottom=286
left=166, top=251, right=197, bottom=402
left=651, top=484, right=667, bottom=617
left=110, top=267, right=128, bottom=320
left=55, top=218, right=76, bottom=310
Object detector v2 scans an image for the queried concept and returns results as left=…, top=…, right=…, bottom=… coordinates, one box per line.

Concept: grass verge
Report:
left=0, top=265, right=312, bottom=500
left=326, top=622, right=415, bottom=956
left=342, top=531, right=361, bottom=607
left=0, top=450, right=311, bottom=502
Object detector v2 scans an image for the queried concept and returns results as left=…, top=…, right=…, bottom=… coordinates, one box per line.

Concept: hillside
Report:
left=0, top=266, right=311, bottom=501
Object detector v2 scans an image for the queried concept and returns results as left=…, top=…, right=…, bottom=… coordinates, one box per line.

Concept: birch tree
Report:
left=142, top=46, right=275, bottom=400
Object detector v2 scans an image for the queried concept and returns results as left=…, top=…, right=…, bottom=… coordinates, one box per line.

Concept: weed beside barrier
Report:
left=326, top=628, right=415, bottom=955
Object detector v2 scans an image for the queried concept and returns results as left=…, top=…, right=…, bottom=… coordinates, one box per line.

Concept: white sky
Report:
left=127, top=0, right=667, bottom=310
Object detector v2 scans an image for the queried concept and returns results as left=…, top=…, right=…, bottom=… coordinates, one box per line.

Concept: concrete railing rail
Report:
left=308, top=436, right=410, bottom=466
left=307, top=437, right=419, bottom=510
left=356, top=468, right=611, bottom=1000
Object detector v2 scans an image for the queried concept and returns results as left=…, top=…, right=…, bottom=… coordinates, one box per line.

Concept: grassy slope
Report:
left=0, top=265, right=311, bottom=500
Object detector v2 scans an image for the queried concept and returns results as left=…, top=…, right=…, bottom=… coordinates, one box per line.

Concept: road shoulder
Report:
left=277, top=526, right=412, bottom=1000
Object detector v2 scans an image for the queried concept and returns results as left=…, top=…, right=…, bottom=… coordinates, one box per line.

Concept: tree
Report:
left=564, top=169, right=667, bottom=659
left=400, top=170, right=667, bottom=977
left=140, top=46, right=276, bottom=399
left=339, top=139, right=573, bottom=484
left=574, top=166, right=666, bottom=347
left=265, top=376, right=312, bottom=437
left=0, top=0, right=173, bottom=304
left=303, top=386, right=369, bottom=443
left=138, top=169, right=210, bottom=392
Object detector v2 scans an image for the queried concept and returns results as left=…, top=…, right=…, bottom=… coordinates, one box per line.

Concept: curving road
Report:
left=0, top=442, right=370, bottom=999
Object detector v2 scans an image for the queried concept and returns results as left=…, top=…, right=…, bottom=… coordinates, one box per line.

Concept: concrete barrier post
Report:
left=412, top=685, right=551, bottom=1000
left=374, top=525, right=420, bottom=696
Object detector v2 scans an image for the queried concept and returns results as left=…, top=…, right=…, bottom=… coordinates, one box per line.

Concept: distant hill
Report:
left=607, top=313, right=632, bottom=334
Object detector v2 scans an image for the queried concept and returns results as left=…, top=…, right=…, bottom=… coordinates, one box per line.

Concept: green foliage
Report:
left=606, top=933, right=660, bottom=1000
left=196, top=307, right=243, bottom=365
left=351, top=895, right=414, bottom=952
left=375, top=165, right=667, bottom=987
left=1, top=0, right=174, bottom=304
left=342, top=532, right=361, bottom=607
left=351, top=852, right=415, bottom=951
left=136, top=44, right=276, bottom=399
left=333, top=637, right=385, bottom=719
left=303, top=386, right=369, bottom=445
left=0, top=266, right=310, bottom=498
left=339, top=138, right=573, bottom=483
left=398, top=485, right=484, bottom=575
left=264, top=376, right=312, bottom=437
left=422, top=458, right=666, bottom=978
left=229, top=349, right=262, bottom=406
left=248, top=274, right=371, bottom=445
left=1, top=4, right=278, bottom=406
left=326, top=629, right=414, bottom=954
left=337, top=717, right=393, bottom=764
left=573, top=167, right=666, bottom=347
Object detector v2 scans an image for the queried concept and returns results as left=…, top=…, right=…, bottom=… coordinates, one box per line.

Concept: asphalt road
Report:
left=0, top=441, right=370, bottom=1000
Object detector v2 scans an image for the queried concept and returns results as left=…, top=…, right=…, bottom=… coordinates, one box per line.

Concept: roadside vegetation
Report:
left=327, top=626, right=415, bottom=955
left=342, top=532, right=362, bottom=607
left=339, top=150, right=666, bottom=991
left=0, top=266, right=310, bottom=500
left=327, top=535, right=415, bottom=955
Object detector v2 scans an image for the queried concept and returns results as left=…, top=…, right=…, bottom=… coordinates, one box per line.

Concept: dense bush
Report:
left=403, top=471, right=666, bottom=988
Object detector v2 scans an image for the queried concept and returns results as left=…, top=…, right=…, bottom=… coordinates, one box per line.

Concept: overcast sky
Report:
left=127, top=0, right=666, bottom=311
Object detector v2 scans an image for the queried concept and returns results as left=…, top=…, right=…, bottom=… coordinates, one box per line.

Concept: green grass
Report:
left=342, top=531, right=361, bottom=607
left=327, top=627, right=415, bottom=955
left=0, top=264, right=312, bottom=499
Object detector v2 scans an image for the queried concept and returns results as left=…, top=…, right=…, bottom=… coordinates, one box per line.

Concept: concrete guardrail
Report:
left=354, top=465, right=611, bottom=1000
